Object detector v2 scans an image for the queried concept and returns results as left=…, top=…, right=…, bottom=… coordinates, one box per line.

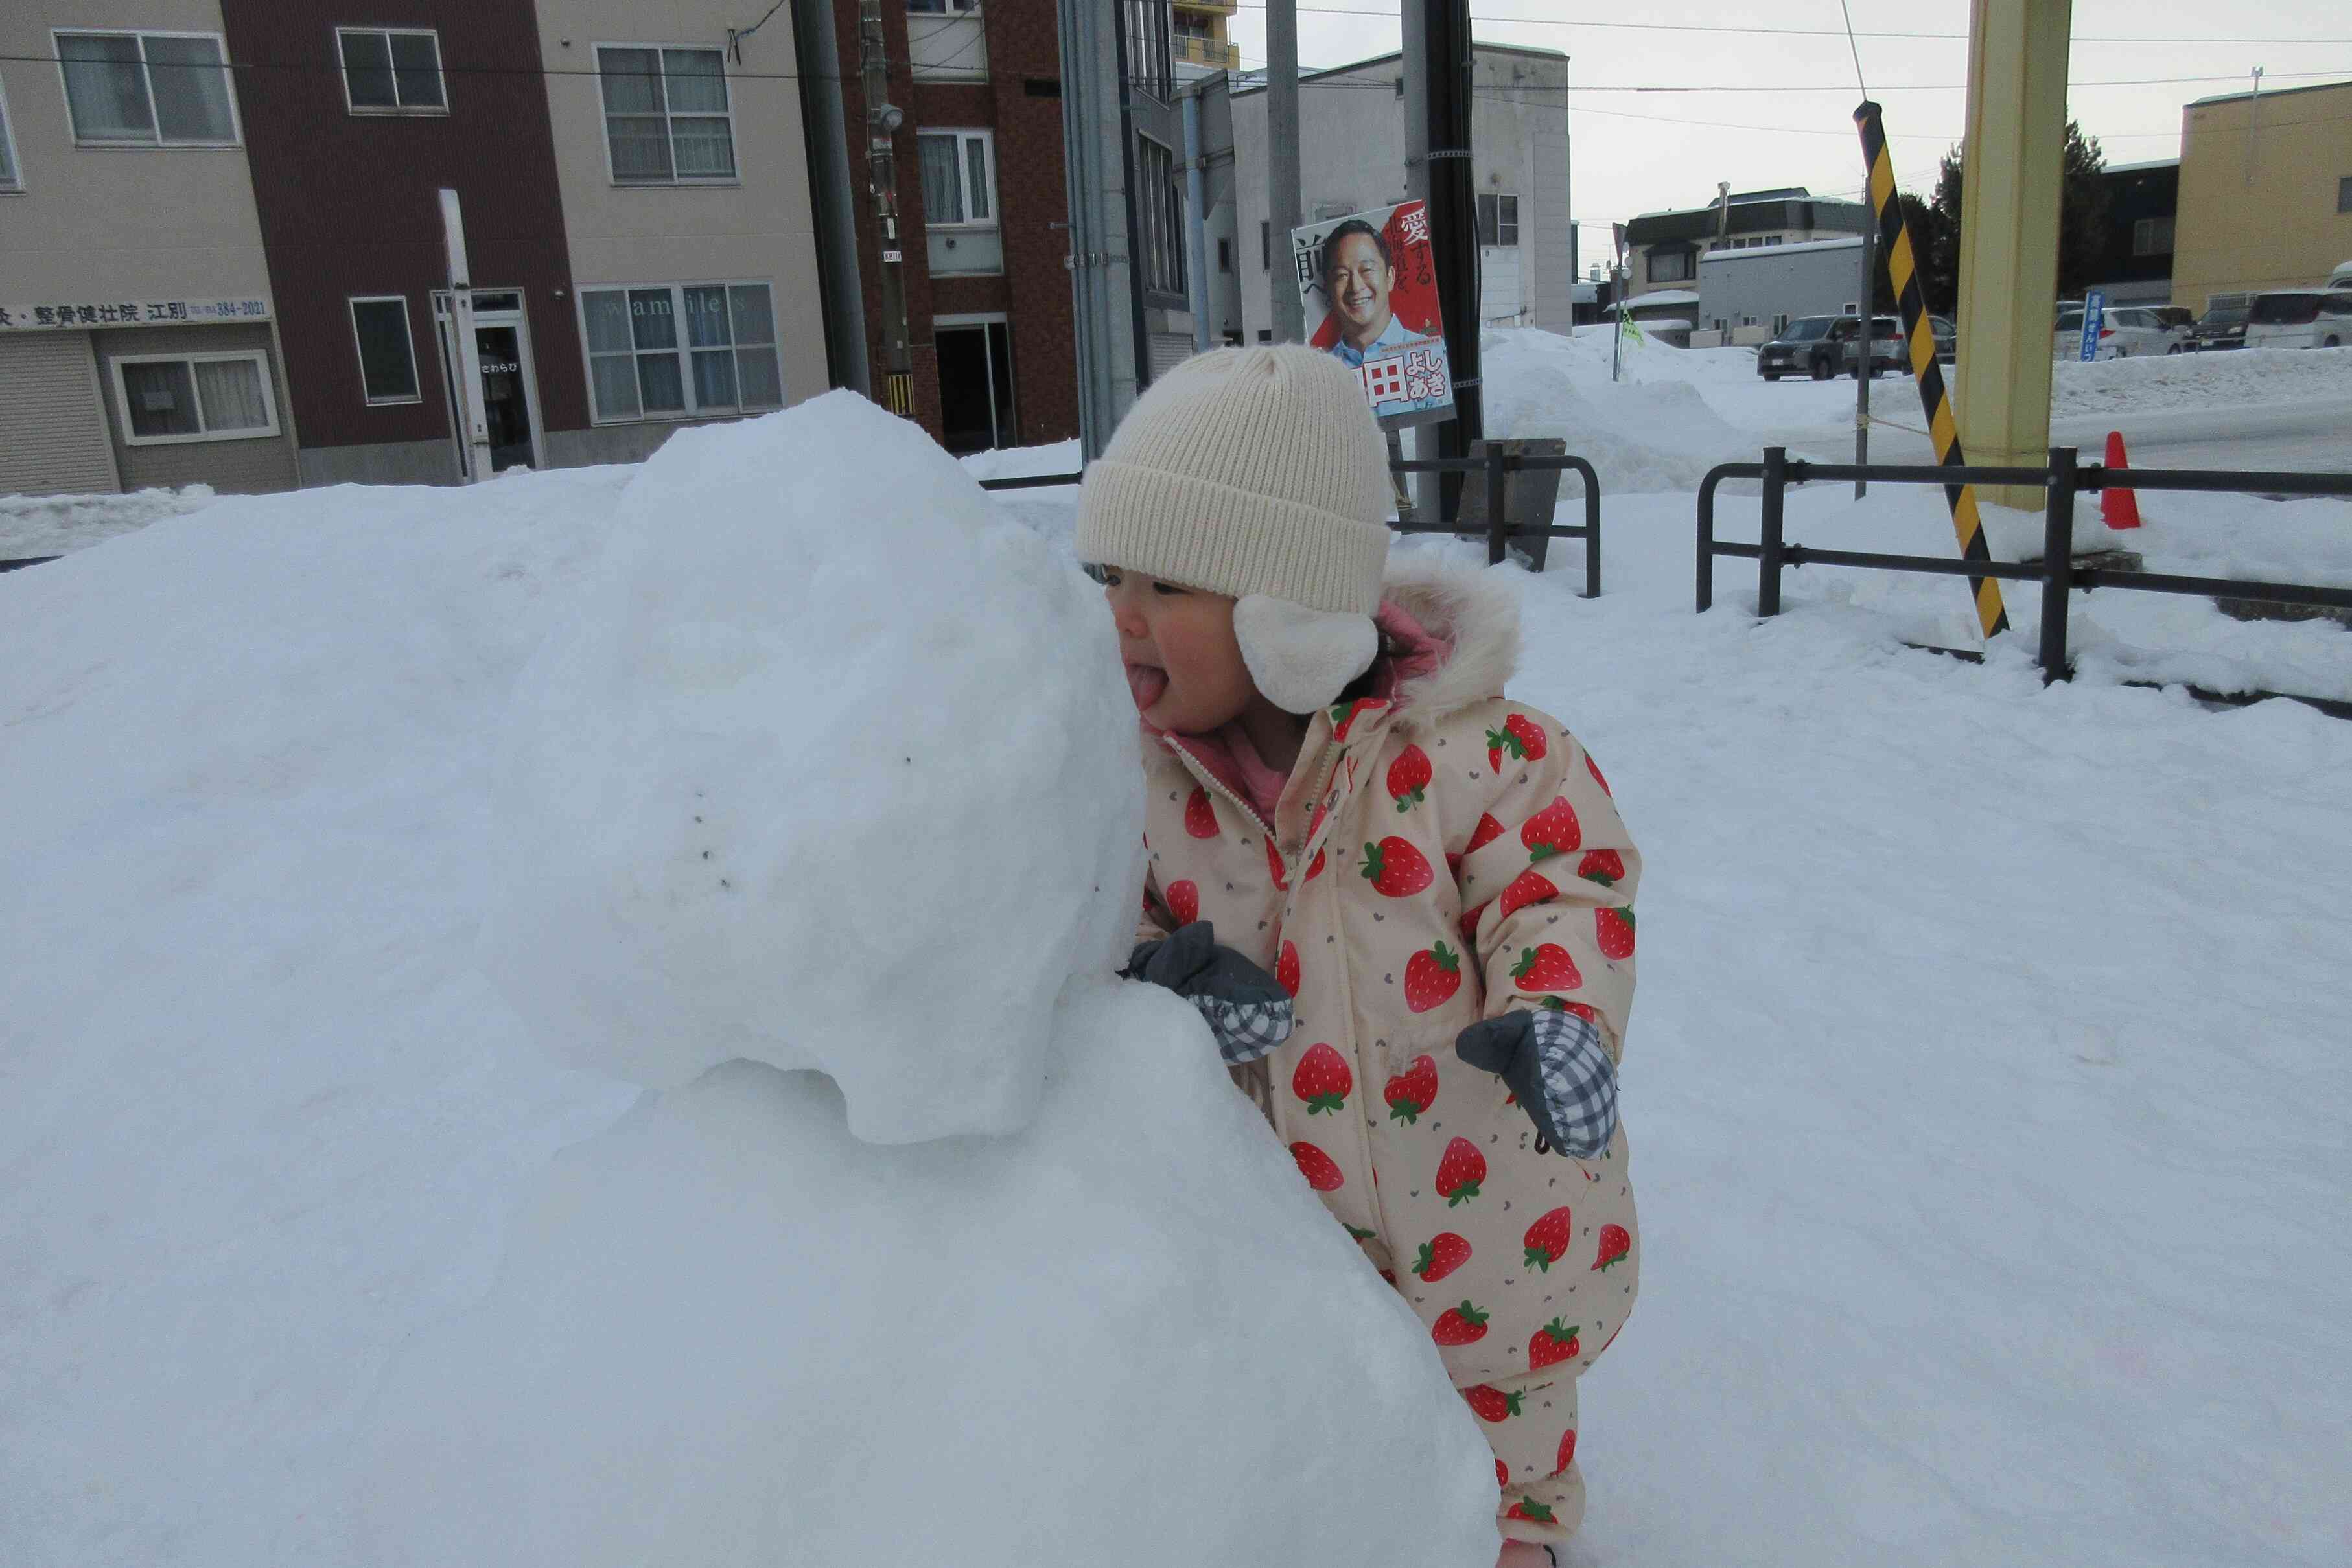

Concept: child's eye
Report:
left=1082, top=562, right=1116, bottom=586
left=1152, top=581, right=1187, bottom=596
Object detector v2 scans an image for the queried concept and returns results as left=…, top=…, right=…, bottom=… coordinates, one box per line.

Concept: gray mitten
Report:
left=1454, top=1008, right=1619, bottom=1159
left=1126, top=921, right=1295, bottom=1065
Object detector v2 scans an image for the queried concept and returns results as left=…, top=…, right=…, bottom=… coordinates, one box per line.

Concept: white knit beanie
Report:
left=1076, top=346, right=1393, bottom=713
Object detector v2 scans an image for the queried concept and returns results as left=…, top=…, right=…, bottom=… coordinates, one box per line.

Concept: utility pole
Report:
left=437, top=189, right=492, bottom=483
left=1405, top=0, right=1480, bottom=513
left=1266, top=0, right=1305, bottom=341
left=1855, top=217, right=1872, bottom=498
left=858, top=1, right=912, bottom=417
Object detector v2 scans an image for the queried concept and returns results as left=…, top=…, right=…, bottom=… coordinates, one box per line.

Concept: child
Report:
left=1078, top=347, right=1641, bottom=1562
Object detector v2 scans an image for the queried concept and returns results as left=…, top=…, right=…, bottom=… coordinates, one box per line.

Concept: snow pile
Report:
left=482, top=393, right=1134, bottom=1144
left=1, top=402, right=1501, bottom=1568
left=358, top=1000, right=1493, bottom=1568
left=1480, top=326, right=1753, bottom=494
left=2052, top=343, right=2352, bottom=418
left=0, top=481, right=217, bottom=558
left=959, top=434, right=1082, bottom=482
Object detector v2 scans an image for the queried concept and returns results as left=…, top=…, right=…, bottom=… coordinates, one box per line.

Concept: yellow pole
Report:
left=1952, top=0, right=2073, bottom=514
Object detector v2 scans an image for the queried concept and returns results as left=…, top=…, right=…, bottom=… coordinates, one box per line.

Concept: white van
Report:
left=2330, top=260, right=2352, bottom=290
left=2241, top=288, right=2352, bottom=350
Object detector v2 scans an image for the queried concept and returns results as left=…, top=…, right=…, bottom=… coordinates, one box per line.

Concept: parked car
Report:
left=1755, top=314, right=1904, bottom=380
left=1927, top=315, right=1957, bottom=363
left=2051, top=305, right=2176, bottom=360
left=2241, top=288, right=2352, bottom=350
left=2329, top=260, right=2352, bottom=290
left=2188, top=294, right=2252, bottom=351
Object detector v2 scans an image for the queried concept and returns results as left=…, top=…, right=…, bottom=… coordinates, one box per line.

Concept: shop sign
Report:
left=0, top=298, right=272, bottom=331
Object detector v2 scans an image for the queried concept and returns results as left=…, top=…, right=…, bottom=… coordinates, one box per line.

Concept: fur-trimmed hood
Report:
left=1378, top=553, right=1522, bottom=732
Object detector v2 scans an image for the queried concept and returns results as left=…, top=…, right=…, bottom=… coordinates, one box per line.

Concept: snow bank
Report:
left=0, top=482, right=218, bottom=558
left=483, top=393, right=1137, bottom=1144
left=2052, top=342, right=2352, bottom=418
left=357, top=991, right=1495, bottom=1568
left=1480, top=326, right=1754, bottom=494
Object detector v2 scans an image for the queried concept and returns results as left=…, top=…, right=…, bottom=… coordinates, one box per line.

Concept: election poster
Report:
left=1290, top=198, right=1454, bottom=427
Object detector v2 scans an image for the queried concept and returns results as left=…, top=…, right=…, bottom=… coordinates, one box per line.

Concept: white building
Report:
left=1224, top=44, right=1575, bottom=347
left=1624, top=187, right=1870, bottom=303
left=1697, top=236, right=1877, bottom=346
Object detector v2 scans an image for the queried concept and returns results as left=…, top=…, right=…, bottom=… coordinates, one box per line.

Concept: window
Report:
left=917, top=129, right=996, bottom=227
left=906, top=1, right=981, bottom=10
left=1135, top=133, right=1184, bottom=297
left=580, top=282, right=782, bottom=422
left=55, top=30, right=238, bottom=146
left=348, top=296, right=420, bottom=404
left=1174, top=12, right=1214, bottom=40
left=2131, top=216, right=2174, bottom=257
left=1648, top=248, right=1691, bottom=283
left=1257, top=329, right=1272, bottom=342
left=111, top=351, right=277, bottom=444
left=337, top=27, right=445, bottom=113
left=1261, top=219, right=1270, bottom=271
left=1218, top=236, right=1232, bottom=273
left=1122, top=0, right=1172, bottom=100
left=597, top=47, right=735, bottom=183
left=1476, top=193, right=1519, bottom=247
left=0, top=76, right=20, bottom=189
left=2338, top=176, right=2351, bottom=214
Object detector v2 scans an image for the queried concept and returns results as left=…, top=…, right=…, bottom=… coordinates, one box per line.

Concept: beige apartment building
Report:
left=0, top=2, right=298, bottom=496
left=2172, top=77, right=2352, bottom=310
left=532, top=0, right=831, bottom=467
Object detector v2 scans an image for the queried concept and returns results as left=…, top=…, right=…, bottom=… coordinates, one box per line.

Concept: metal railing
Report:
left=1697, top=445, right=2352, bottom=684
left=980, top=446, right=1605, bottom=597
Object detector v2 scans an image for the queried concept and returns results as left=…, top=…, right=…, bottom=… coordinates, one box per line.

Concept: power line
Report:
left=1229, top=66, right=2352, bottom=93
left=1228, top=4, right=2352, bottom=46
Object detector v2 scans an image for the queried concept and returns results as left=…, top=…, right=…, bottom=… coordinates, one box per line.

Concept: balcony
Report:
left=1173, top=35, right=1240, bottom=70
left=1176, top=0, right=1239, bottom=14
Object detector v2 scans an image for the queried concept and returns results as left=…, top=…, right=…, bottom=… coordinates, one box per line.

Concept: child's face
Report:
left=1093, top=566, right=1256, bottom=733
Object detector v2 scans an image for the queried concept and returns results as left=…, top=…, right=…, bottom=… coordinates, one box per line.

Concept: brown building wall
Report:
left=215, top=1, right=584, bottom=459
left=833, top=0, right=1078, bottom=450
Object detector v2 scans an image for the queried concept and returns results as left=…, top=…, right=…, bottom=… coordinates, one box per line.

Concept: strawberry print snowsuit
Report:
left=1135, top=558, right=1640, bottom=1547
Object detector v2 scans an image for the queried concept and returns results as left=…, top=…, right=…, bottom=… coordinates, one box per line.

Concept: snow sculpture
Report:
left=480, top=391, right=1139, bottom=1144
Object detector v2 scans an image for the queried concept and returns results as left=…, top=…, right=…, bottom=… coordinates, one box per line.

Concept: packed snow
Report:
left=0, top=482, right=218, bottom=559
left=5, top=330, right=2350, bottom=1568
left=481, top=394, right=1137, bottom=1144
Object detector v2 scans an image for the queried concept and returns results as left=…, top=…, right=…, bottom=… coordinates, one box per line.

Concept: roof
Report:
left=1626, top=193, right=1870, bottom=246
left=1229, top=40, right=1568, bottom=96
left=1698, top=235, right=1864, bottom=262
left=2102, top=158, right=2180, bottom=175
left=1628, top=290, right=1700, bottom=308
left=2189, top=76, right=2352, bottom=108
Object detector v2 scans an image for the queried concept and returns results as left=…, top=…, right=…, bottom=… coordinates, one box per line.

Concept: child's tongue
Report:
left=1126, top=663, right=1169, bottom=712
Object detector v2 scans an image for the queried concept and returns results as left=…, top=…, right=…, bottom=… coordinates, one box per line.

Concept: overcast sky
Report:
left=1220, top=1, right=2350, bottom=262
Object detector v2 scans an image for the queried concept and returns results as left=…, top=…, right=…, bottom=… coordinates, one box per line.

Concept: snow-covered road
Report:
left=1756, top=397, right=2352, bottom=475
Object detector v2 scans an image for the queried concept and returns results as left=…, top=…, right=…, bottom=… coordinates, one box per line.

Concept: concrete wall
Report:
left=1231, top=45, right=1570, bottom=344
left=536, top=0, right=830, bottom=424
left=2172, top=81, right=2352, bottom=310
left=0, top=2, right=272, bottom=303
left=1697, top=238, right=1868, bottom=336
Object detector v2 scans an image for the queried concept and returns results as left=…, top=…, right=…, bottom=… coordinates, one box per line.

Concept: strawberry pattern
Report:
left=1132, top=564, right=1640, bottom=1545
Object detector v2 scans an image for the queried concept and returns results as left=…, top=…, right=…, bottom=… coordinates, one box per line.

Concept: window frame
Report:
left=0, top=74, right=22, bottom=190
left=109, top=348, right=280, bottom=445
left=915, top=127, right=997, bottom=230
left=51, top=27, right=242, bottom=149
left=2336, top=174, right=2351, bottom=214
left=2130, top=216, right=2174, bottom=257
left=347, top=294, right=423, bottom=406
left=592, top=42, right=739, bottom=187
left=334, top=26, right=448, bottom=116
left=574, top=278, right=785, bottom=426
left=905, top=0, right=983, bottom=11
left=1134, top=130, right=1185, bottom=299
left=1647, top=246, right=1692, bottom=284
left=1476, top=193, right=1520, bottom=248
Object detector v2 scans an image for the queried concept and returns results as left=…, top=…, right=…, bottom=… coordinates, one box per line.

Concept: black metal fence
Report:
left=1697, top=446, right=2352, bottom=682
left=980, top=446, right=1606, bottom=597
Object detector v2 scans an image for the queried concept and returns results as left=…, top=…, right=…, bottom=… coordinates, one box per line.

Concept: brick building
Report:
left=839, top=0, right=1082, bottom=453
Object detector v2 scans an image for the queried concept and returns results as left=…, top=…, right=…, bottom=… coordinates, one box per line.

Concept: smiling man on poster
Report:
left=1320, top=220, right=1431, bottom=368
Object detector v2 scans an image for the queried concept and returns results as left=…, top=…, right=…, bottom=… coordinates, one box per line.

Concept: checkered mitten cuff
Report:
left=1454, top=1008, right=1619, bottom=1159
left=1126, top=921, right=1296, bottom=1065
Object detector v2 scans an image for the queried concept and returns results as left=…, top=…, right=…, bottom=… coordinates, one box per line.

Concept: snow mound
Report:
left=481, top=391, right=1137, bottom=1144
left=0, top=481, right=218, bottom=559
left=1480, top=326, right=1753, bottom=494
left=2053, top=343, right=2352, bottom=417
left=356, top=987, right=1498, bottom=1568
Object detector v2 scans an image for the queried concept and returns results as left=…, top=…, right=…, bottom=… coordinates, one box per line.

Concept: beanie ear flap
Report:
left=1233, top=596, right=1379, bottom=715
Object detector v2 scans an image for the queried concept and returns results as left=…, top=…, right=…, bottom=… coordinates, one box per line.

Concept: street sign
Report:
left=2079, top=290, right=2106, bottom=363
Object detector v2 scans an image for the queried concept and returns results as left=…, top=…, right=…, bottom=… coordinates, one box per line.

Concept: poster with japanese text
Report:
left=1291, top=198, right=1454, bottom=426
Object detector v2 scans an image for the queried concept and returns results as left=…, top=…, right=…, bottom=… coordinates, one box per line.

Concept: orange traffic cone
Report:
left=2101, top=430, right=2141, bottom=529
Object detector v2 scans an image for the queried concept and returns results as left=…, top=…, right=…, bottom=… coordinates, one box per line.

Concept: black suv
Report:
left=1757, top=315, right=1904, bottom=380
left=2187, top=295, right=2250, bottom=352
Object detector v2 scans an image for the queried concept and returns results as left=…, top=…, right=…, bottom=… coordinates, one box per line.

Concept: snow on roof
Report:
left=1628, top=289, right=1700, bottom=307
left=2102, top=157, right=2180, bottom=174
left=1697, top=235, right=1864, bottom=262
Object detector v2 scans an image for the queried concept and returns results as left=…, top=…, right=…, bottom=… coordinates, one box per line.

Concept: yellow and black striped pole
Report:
left=1855, top=100, right=2010, bottom=640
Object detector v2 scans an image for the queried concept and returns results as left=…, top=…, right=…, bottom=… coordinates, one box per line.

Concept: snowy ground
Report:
left=0, top=483, right=220, bottom=559
left=5, top=341, right=2351, bottom=1567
